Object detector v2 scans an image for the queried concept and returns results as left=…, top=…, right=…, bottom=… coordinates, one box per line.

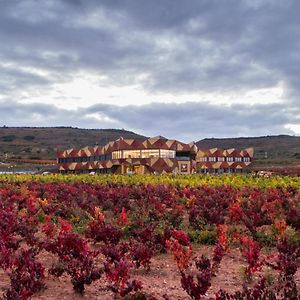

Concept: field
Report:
left=1, top=174, right=300, bottom=299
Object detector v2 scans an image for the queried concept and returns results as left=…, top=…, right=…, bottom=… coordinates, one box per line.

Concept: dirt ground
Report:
left=1, top=246, right=299, bottom=300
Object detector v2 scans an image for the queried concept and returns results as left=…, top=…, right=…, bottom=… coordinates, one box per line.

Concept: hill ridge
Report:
left=1, top=127, right=300, bottom=167
left=0, top=127, right=146, bottom=161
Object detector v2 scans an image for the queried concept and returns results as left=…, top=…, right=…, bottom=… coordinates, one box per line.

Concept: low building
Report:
left=196, top=147, right=254, bottom=174
left=57, top=136, right=197, bottom=174
left=57, top=136, right=253, bottom=174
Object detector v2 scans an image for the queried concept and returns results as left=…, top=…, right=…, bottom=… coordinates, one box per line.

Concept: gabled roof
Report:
left=57, top=136, right=198, bottom=158
left=197, top=147, right=254, bottom=158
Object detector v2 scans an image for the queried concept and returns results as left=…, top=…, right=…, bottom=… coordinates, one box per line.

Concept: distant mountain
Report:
left=196, top=135, right=300, bottom=167
left=0, top=127, right=147, bottom=161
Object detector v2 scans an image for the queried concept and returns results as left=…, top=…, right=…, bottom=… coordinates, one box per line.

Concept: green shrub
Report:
left=254, top=231, right=276, bottom=247
left=188, top=226, right=218, bottom=245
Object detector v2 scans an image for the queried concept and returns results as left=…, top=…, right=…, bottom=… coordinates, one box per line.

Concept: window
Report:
left=95, top=154, right=110, bottom=161
left=243, top=157, right=251, bottom=162
left=226, top=157, right=234, bottom=162
left=181, top=163, right=188, bottom=173
left=208, top=157, right=217, bottom=162
left=199, top=157, right=208, bottom=162
left=160, top=149, right=175, bottom=158
left=235, top=157, right=242, bottom=162
left=141, top=149, right=160, bottom=158
left=217, top=157, right=225, bottom=162
left=123, top=150, right=141, bottom=158
left=112, top=151, right=122, bottom=159
left=111, top=149, right=178, bottom=159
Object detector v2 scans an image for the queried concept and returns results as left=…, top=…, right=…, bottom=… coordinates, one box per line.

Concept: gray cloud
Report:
left=0, top=0, right=299, bottom=92
left=84, top=101, right=298, bottom=141
left=0, top=100, right=298, bottom=142
left=0, top=0, right=300, bottom=136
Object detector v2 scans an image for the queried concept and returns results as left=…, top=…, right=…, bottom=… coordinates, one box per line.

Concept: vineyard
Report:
left=1, top=174, right=300, bottom=299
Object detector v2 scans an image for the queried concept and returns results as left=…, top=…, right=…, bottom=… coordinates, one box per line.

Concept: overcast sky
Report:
left=1, top=0, right=300, bottom=142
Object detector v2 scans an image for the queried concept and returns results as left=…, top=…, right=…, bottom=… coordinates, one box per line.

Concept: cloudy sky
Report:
left=1, top=0, right=300, bottom=141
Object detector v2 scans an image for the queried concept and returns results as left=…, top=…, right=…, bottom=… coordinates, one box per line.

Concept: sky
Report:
left=0, top=0, right=300, bottom=142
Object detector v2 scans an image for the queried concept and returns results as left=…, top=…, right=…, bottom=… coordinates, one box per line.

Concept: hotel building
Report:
left=57, top=136, right=253, bottom=174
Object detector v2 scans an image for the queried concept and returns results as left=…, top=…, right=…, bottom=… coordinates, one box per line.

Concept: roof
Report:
left=196, top=147, right=254, bottom=158
left=57, top=136, right=198, bottom=158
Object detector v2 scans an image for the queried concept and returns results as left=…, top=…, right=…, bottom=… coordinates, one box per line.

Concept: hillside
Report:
left=196, top=135, right=300, bottom=167
left=1, top=128, right=300, bottom=169
left=0, top=127, right=146, bottom=161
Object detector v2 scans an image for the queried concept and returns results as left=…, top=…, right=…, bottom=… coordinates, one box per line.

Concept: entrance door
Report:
left=125, top=165, right=143, bottom=174
left=133, top=165, right=142, bottom=174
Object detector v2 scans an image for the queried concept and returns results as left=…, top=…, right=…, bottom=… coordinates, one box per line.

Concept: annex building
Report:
left=57, top=136, right=253, bottom=174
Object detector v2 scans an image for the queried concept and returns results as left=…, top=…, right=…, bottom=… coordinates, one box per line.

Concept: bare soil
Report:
left=1, top=246, right=299, bottom=300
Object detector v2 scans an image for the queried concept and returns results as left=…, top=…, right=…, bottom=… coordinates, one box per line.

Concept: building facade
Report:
left=196, top=147, right=254, bottom=173
left=57, top=136, right=253, bottom=174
